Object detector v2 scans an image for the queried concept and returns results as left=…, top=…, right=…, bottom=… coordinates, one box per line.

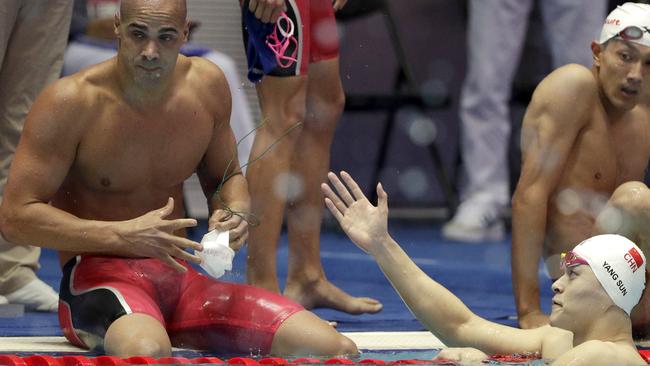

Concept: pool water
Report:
left=357, top=349, right=547, bottom=365
left=357, top=349, right=441, bottom=361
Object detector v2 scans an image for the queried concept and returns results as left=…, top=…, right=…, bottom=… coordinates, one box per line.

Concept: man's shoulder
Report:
left=185, top=56, right=227, bottom=86
left=530, top=64, right=598, bottom=114
left=182, top=56, right=231, bottom=104
left=542, top=64, right=597, bottom=95
left=51, top=63, right=114, bottom=104
left=33, top=65, right=116, bottom=126
left=38, top=75, right=87, bottom=110
left=566, top=340, right=644, bottom=365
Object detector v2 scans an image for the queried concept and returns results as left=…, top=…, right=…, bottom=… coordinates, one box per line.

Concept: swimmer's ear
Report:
left=182, top=20, right=190, bottom=42
left=591, top=41, right=603, bottom=68
left=114, top=12, right=121, bottom=39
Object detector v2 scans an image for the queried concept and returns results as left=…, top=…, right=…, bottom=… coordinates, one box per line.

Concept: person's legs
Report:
left=282, top=57, right=381, bottom=314
left=104, top=313, right=172, bottom=357
left=246, top=75, right=308, bottom=292
left=0, top=0, right=71, bottom=310
left=59, top=256, right=185, bottom=355
left=541, top=0, right=607, bottom=69
left=443, top=0, right=533, bottom=242
left=169, top=274, right=357, bottom=356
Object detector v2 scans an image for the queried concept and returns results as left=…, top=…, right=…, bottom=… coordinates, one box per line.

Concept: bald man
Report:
left=0, top=0, right=356, bottom=357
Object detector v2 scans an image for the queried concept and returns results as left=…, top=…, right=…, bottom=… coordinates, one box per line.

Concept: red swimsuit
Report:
left=58, top=255, right=304, bottom=354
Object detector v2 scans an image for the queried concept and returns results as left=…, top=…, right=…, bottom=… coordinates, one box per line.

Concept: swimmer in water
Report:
left=0, top=0, right=356, bottom=358
left=323, top=171, right=647, bottom=365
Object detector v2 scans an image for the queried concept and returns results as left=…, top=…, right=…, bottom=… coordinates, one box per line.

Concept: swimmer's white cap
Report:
left=573, top=234, right=646, bottom=315
left=599, top=2, right=650, bottom=47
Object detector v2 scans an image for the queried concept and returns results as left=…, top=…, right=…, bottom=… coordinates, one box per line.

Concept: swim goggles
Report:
left=266, top=12, right=298, bottom=68
left=560, top=250, right=589, bottom=270
left=614, top=25, right=650, bottom=42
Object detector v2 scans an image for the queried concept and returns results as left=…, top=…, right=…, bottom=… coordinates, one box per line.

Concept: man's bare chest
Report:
left=72, top=106, right=214, bottom=190
left=570, top=117, right=648, bottom=190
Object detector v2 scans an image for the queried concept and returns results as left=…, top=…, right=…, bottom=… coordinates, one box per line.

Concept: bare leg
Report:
left=246, top=75, right=308, bottom=292
left=282, top=58, right=382, bottom=314
left=594, top=181, right=650, bottom=337
left=104, top=313, right=171, bottom=357
left=270, top=310, right=358, bottom=356
left=595, top=181, right=650, bottom=253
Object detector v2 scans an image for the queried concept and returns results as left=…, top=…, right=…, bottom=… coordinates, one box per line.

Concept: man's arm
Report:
left=195, top=60, right=250, bottom=250
left=322, top=171, right=568, bottom=355
left=512, top=65, right=597, bottom=328
left=0, top=78, right=202, bottom=271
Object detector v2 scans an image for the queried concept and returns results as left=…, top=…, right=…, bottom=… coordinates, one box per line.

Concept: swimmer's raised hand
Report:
left=115, top=197, right=203, bottom=272
left=209, top=209, right=249, bottom=252
left=249, top=0, right=286, bottom=23
left=321, top=171, right=390, bottom=255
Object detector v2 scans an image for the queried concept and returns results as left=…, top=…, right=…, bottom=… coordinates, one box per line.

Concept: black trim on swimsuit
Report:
left=60, top=257, right=128, bottom=348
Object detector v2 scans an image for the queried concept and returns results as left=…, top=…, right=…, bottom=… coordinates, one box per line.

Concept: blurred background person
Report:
left=442, top=0, right=607, bottom=242
left=242, top=0, right=383, bottom=314
left=0, top=0, right=73, bottom=312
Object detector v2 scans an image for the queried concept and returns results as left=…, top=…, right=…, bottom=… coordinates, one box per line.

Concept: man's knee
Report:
left=610, top=181, right=650, bottom=211
left=270, top=310, right=358, bottom=356
left=104, top=314, right=172, bottom=357
left=597, top=182, right=650, bottom=238
left=312, top=83, right=345, bottom=117
left=302, top=89, right=345, bottom=136
left=326, top=88, right=345, bottom=116
left=109, top=337, right=171, bottom=358
left=261, top=102, right=307, bottom=140
left=333, top=335, right=358, bottom=356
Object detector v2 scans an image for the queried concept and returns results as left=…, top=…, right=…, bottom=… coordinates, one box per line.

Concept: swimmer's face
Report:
left=115, top=0, right=188, bottom=86
left=592, top=39, right=650, bottom=110
left=550, top=264, right=614, bottom=332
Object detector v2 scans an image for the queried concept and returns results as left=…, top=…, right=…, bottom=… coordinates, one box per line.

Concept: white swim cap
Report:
left=572, top=234, right=646, bottom=315
left=599, top=2, right=650, bottom=47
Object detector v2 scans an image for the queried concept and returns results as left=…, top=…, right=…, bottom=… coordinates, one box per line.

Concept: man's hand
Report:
left=518, top=310, right=549, bottom=329
left=434, top=347, right=488, bottom=366
left=209, top=209, right=249, bottom=252
left=321, top=171, right=390, bottom=255
left=115, top=197, right=202, bottom=272
left=249, top=0, right=286, bottom=23
left=333, top=0, right=348, bottom=11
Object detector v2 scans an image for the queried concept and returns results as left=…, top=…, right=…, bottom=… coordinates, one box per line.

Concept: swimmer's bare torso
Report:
left=533, top=66, right=650, bottom=278
left=48, top=56, right=233, bottom=265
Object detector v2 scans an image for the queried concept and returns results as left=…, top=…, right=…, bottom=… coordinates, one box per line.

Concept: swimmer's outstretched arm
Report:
left=322, top=172, right=566, bottom=356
